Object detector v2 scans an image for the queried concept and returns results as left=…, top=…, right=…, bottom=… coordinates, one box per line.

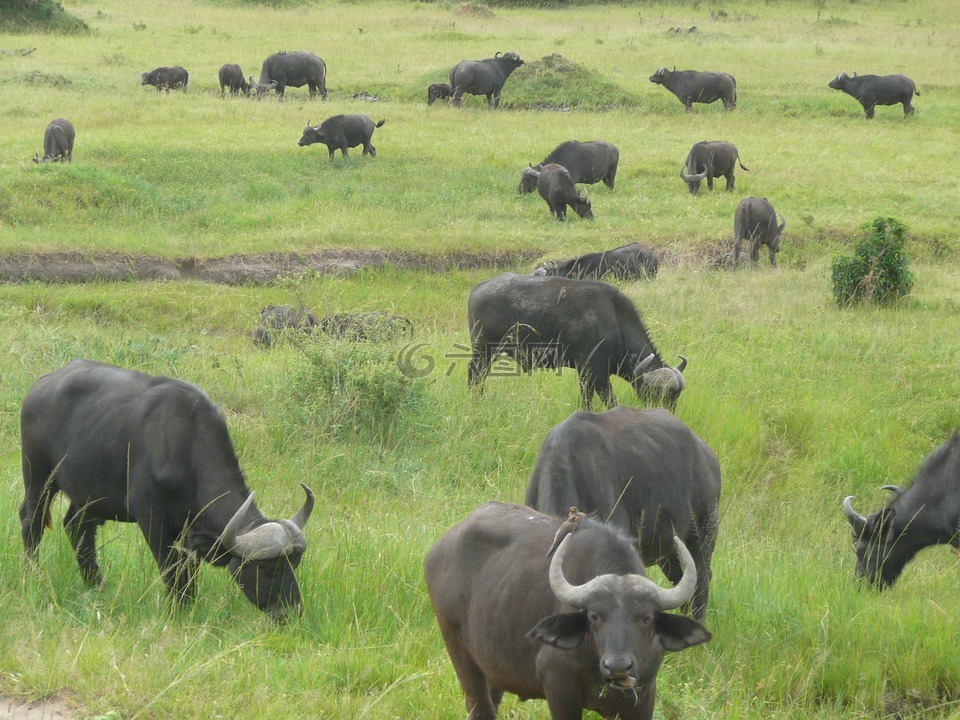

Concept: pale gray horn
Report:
left=635, top=536, right=697, bottom=610
left=634, top=353, right=657, bottom=375
left=676, top=355, right=688, bottom=373
left=290, top=483, right=315, bottom=529
left=880, top=485, right=904, bottom=498
left=843, top=496, right=867, bottom=535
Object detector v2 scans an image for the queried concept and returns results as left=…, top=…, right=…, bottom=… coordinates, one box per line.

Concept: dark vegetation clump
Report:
left=0, top=0, right=88, bottom=33
left=455, top=2, right=495, bottom=17
left=831, top=216, right=914, bottom=306
left=499, top=53, right=640, bottom=111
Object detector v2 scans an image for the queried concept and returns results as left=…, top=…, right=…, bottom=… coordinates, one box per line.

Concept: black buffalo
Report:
left=649, top=66, right=737, bottom=111
left=252, top=51, right=327, bottom=100
left=467, top=273, right=687, bottom=408
left=218, top=63, right=250, bottom=97
left=449, top=51, right=524, bottom=107
left=425, top=501, right=711, bottom=720
left=536, top=163, right=593, bottom=221
left=518, top=140, right=620, bottom=193
left=680, top=140, right=748, bottom=195
left=533, top=242, right=659, bottom=281
left=427, top=82, right=453, bottom=105
left=252, top=304, right=319, bottom=348
left=317, top=311, right=413, bottom=341
left=828, top=72, right=918, bottom=119
left=733, top=197, right=785, bottom=267
left=843, top=432, right=960, bottom=588
left=33, top=118, right=75, bottom=164
left=526, top=407, right=721, bottom=621
left=141, top=66, right=188, bottom=93
left=19, top=360, right=315, bottom=620
left=298, top=115, right=385, bottom=160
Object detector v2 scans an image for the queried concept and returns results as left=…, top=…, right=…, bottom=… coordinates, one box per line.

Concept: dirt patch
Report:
left=0, top=696, right=74, bottom=720
left=0, top=248, right=542, bottom=286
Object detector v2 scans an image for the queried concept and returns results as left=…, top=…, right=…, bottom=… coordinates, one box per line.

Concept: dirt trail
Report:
left=0, top=249, right=542, bottom=285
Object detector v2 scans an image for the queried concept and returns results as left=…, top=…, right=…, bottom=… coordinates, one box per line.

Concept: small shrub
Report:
left=831, top=216, right=914, bottom=306
left=284, top=340, right=428, bottom=440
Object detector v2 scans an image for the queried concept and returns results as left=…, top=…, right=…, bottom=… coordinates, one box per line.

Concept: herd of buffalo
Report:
left=23, top=39, right=952, bottom=720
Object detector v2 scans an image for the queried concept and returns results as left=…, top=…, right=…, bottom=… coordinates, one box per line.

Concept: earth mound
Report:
left=500, top=53, right=640, bottom=111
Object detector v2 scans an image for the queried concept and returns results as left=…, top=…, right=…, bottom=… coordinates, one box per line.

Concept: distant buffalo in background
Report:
left=733, top=197, right=785, bottom=267
left=680, top=140, right=748, bottom=195
left=649, top=66, right=736, bottom=111
left=828, top=72, right=918, bottom=119
left=141, top=66, right=188, bottom=93
left=33, top=118, right=74, bottom=163
left=449, top=51, right=524, bottom=107
left=518, top=140, right=619, bottom=193
left=218, top=63, right=250, bottom=97
left=251, top=51, right=327, bottom=100
left=253, top=305, right=412, bottom=347
left=427, top=83, right=453, bottom=105
left=298, top=115, right=385, bottom=160
left=533, top=242, right=659, bottom=280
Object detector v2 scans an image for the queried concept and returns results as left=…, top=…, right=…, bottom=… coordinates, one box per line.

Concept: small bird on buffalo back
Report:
left=546, top=507, right=589, bottom=557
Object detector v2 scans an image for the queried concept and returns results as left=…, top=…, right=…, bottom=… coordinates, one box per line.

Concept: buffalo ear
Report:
left=527, top=612, right=588, bottom=650
left=654, top=612, right=712, bottom=652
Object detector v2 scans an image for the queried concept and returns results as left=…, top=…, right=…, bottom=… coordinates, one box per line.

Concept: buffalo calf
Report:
left=33, top=118, right=75, bottom=163
left=299, top=115, right=385, bottom=160
left=536, top=163, right=592, bottom=221
left=427, top=82, right=453, bottom=105
left=733, top=197, right=785, bottom=267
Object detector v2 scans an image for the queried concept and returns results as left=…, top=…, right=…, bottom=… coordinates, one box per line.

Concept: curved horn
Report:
left=676, top=354, right=688, bottom=373
left=843, top=496, right=867, bottom=535
left=548, top=534, right=613, bottom=608
left=634, top=352, right=657, bottom=375
left=496, top=51, right=503, bottom=58
left=880, top=485, right=904, bottom=498
left=290, top=483, right=315, bottom=529
left=638, top=536, right=697, bottom=610
left=220, top=492, right=257, bottom=554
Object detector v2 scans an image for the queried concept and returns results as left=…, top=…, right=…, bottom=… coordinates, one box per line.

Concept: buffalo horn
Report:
left=548, top=533, right=697, bottom=611
left=676, top=354, right=688, bottom=373
left=634, top=353, right=657, bottom=375
left=496, top=51, right=502, bottom=58
left=842, top=495, right=867, bottom=535
left=880, top=485, right=904, bottom=498
left=680, top=166, right=707, bottom=183
left=220, top=485, right=314, bottom=561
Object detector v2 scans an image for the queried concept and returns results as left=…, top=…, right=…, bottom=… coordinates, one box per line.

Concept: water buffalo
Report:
left=518, top=140, right=620, bottom=193
left=649, top=66, right=737, bottom=111
left=218, top=63, right=250, bottom=97
left=252, top=51, right=327, bottom=100
left=526, top=407, right=721, bottom=621
left=317, top=311, right=413, bottom=341
left=427, top=82, right=453, bottom=105
left=843, top=432, right=960, bottom=588
left=828, top=72, right=918, bottom=119
left=140, top=66, right=188, bottom=93
left=32, top=118, right=74, bottom=164
left=298, top=115, right=385, bottom=160
left=467, top=273, right=688, bottom=408
left=425, top=501, right=711, bottom=720
left=19, top=359, right=315, bottom=620
left=533, top=242, right=659, bottom=280
left=252, top=304, right=319, bottom=347
left=536, top=163, right=593, bottom=221
left=733, top=197, right=785, bottom=267
left=449, top=51, right=524, bottom=107
left=680, top=140, right=748, bottom=195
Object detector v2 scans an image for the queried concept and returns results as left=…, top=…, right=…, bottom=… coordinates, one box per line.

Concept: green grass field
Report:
left=1, top=1, right=959, bottom=718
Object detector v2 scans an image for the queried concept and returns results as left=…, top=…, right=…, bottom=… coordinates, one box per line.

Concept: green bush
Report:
left=831, top=216, right=914, bottom=306
left=0, top=0, right=88, bottom=33
left=284, top=340, right=428, bottom=440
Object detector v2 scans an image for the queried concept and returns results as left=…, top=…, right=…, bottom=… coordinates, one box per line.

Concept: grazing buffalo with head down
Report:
left=33, top=118, right=74, bottom=164
left=298, top=115, right=385, bottom=160
left=467, top=273, right=687, bottom=408
left=733, top=197, right=785, bottom=267
left=828, top=72, right=918, bottom=119
left=526, top=407, right=721, bottom=621
left=843, top=432, right=960, bottom=588
left=450, top=51, right=524, bottom=107
left=533, top=242, right=659, bottom=281
left=252, top=51, right=327, bottom=100
left=427, top=82, right=453, bottom=105
left=19, top=359, right=315, bottom=620
left=536, top=164, right=593, bottom=221
left=141, top=66, right=188, bottom=93
left=681, top=140, right=748, bottom=195
left=218, top=63, right=250, bottom=97
left=649, top=66, right=736, bottom=111
left=425, top=501, right=711, bottom=720
left=518, top=140, right=620, bottom=193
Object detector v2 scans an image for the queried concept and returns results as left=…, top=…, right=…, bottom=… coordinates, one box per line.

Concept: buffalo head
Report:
left=842, top=492, right=906, bottom=588
left=528, top=533, right=710, bottom=691
left=680, top=165, right=708, bottom=195
left=518, top=164, right=541, bottom=193
left=649, top=66, right=669, bottom=84
left=220, top=483, right=315, bottom=620
left=632, top=353, right=687, bottom=407
left=298, top=120, right=325, bottom=147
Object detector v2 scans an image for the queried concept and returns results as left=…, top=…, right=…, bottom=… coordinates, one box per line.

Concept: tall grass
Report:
left=1, top=1, right=959, bottom=719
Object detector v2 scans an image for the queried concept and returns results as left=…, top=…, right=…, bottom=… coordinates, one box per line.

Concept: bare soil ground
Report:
left=0, top=248, right=542, bottom=285
left=0, top=697, right=74, bottom=720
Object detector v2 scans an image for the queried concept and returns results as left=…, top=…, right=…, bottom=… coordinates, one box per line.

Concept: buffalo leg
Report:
left=768, top=245, right=778, bottom=267
left=555, top=203, right=566, bottom=221
left=20, top=459, right=56, bottom=560
left=864, top=102, right=875, bottom=119
left=724, top=173, right=735, bottom=191
left=903, top=100, right=914, bottom=116
left=706, top=176, right=714, bottom=191
left=328, top=148, right=336, bottom=161
left=139, top=515, right=197, bottom=603
left=64, top=503, right=103, bottom=586
left=467, top=344, right=495, bottom=389
left=364, top=142, right=376, bottom=157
